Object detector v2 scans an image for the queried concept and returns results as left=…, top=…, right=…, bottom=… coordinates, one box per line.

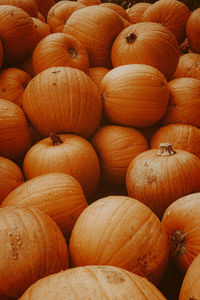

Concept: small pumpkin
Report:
left=126, top=142, right=200, bottom=217
left=126, top=2, right=151, bottom=24
left=31, top=17, right=51, bottom=43
left=171, top=52, right=200, bottom=80
left=0, top=0, right=38, bottom=17
left=186, top=7, right=200, bottom=53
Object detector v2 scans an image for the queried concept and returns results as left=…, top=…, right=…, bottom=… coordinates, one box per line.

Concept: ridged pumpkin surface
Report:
left=126, top=2, right=151, bottom=24
left=31, top=17, right=50, bottom=44
left=171, top=52, right=200, bottom=80
left=0, top=0, right=38, bottom=17
left=186, top=8, right=200, bottom=53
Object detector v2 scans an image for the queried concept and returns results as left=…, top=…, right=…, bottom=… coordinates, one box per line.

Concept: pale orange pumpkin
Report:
left=0, top=156, right=24, bottom=204
left=186, top=7, right=200, bottom=53
left=1, top=172, right=88, bottom=239
left=31, top=17, right=51, bottom=43
left=91, top=125, right=148, bottom=184
left=171, top=52, right=200, bottom=80
left=19, top=265, right=167, bottom=300
left=0, top=0, right=38, bottom=17
left=22, top=66, right=102, bottom=138
left=23, top=133, right=100, bottom=199
left=0, top=68, right=32, bottom=106
left=126, top=2, right=151, bottom=24
left=0, top=5, right=38, bottom=66
left=0, top=98, right=31, bottom=160
left=88, top=67, right=109, bottom=90
left=101, top=64, right=169, bottom=128
left=126, top=142, right=200, bottom=217
left=162, top=192, right=200, bottom=274
left=0, top=206, right=68, bottom=299
left=111, top=22, right=180, bottom=80
left=32, top=33, right=89, bottom=75
left=69, top=195, right=169, bottom=284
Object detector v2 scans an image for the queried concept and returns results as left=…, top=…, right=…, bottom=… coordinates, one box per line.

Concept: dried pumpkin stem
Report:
left=126, top=32, right=136, bottom=44
left=50, top=132, right=63, bottom=146
left=157, top=142, right=176, bottom=156
left=171, top=229, right=187, bottom=256
left=68, top=48, right=78, bottom=59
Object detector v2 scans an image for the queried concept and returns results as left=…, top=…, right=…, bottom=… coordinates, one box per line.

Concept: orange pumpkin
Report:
left=100, top=2, right=131, bottom=22
left=142, top=0, right=191, bottom=44
left=91, top=125, right=148, bottom=184
left=0, top=68, right=31, bottom=106
left=37, top=10, right=45, bottom=22
left=0, top=206, right=68, bottom=299
left=0, top=0, right=38, bottom=17
left=31, top=17, right=51, bottom=43
left=69, top=195, right=169, bottom=284
left=0, top=5, right=37, bottom=66
left=22, top=66, right=102, bottom=138
left=126, top=142, right=200, bottom=217
left=77, top=0, right=101, bottom=6
left=161, top=77, right=200, bottom=127
left=32, top=33, right=89, bottom=75
left=1, top=172, right=88, bottom=239
left=0, top=156, right=24, bottom=204
left=88, top=67, right=109, bottom=90
left=171, top=52, right=200, bottom=80
left=23, top=133, right=100, bottom=199
left=19, top=265, right=167, bottom=300
left=32, top=0, right=55, bottom=19
left=151, top=124, right=200, bottom=159
left=186, top=7, right=200, bottom=53
left=0, top=39, right=3, bottom=68
left=111, top=22, right=180, bottom=80
left=126, top=2, right=151, bottom=24
left=63, top=5, right=125, bottom=68
left=101, top=64, right=169, bottom=128
left=162, top=193, right=200, bottom=274
left=0, top=98, right=31, bottom=160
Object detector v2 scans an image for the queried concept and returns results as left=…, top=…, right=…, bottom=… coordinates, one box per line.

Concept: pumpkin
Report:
left=171, top=52, right=200, bottom=80
left=111, top=22, right=180, bottom=80
left=22, top=66, right=102, bottom=138
left=0, top=5, right=38, bottom=67
left=0, top=39, right=3, bottom=69
left=32, top=32, right=89, bottom=75
left=91, top=125, right=148, bottom=184
left=77, top=0, right=101, bottom=6
left=161, top=77, right=200, bottom=127
left=126, top=2, right=151, bottom=24
left=1, top=172, right=88, bottom=239
left=0, top=0, right=38, bottom=17
left=151, top=124, right=200, bottom=159
left=100, top=3, right=131, bottom=22
left=69, top=195, right=169, bottom=284
left=141, top=0, right=191, bottom=45
left=0, top=68, right=31, bottom=107
left=32, top=0, right=55, bottom=19
left=19, top=265, right=167, bottom=300
left=179, top=38, right=190, bottom=54
left=0, top=156, right=24, bottom=204
left=162, top=192, right=200, bottom=274
left=47, top=1, right=85, bottom=33
left=31, top=17, right=51, bottom=43
left=0, top=206, right=68, bottom=299
left=37, top=10, right=45, bottom=22
left=63, top=5, right=125, bottom=68
left=0, top=98, right=31, bottom=160
left=186, top=7, right=200, bottom=53
left=126, top=142, right=200, bottom=217
left=101, top=64, right=169, bottom=128
left=88, top=67, right=109, bottom=90
left=179, top=253, right=200, bottom=300
left=23, top=133, right=100, bottom=199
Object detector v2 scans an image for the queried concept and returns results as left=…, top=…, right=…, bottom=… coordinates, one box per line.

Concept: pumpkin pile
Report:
left=1, top=0, right=200, bottom=299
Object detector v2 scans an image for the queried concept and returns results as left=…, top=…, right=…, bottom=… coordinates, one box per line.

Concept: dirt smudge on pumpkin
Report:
left=101, top=267, right=126, bottom=284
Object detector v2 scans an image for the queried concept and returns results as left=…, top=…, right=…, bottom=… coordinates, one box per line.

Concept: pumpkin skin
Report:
left=171, top=52, right=200, bottom=80
left=0, top=98, right=31, bottom=160
left=0, top=0, right=38, bottom=17
left=88, top=67, right=109, bottom=90
left=0, top=5, right=38, bottom=67
left=77, top=0, right=101, bottom=6
left=63, top=5, right=125, bottom=68
left=161, top=77, right=200, bottom=127
left=0, top=206, right=68, bottom=299
left=32, top=33, right=89, bottom=75
left=99, top=3, right=131, bottom=22
left=31, top=17, right=51, bottom=44
left=141, top=0, right=191, bottom=45
left=126, top=2, right=151, bottom=24
left=69, top=195, right=169, bottom=284
left=19, top=265, right=167, bottom=300
left=162, top=193, right=200, bottom=274
left=0, top=156, right=24, bottom=205
left=23, top=133, right=100, bottom=199
left=22, top=66, right=102, bottom=138
left=0, top=40, right=3, bottom=69
left=91, top=125, right=148, bottom=184
left=37, top=10, right=45, bottom=22
left=179, top=253, right=200, bottom=300
left=126, top=143, right=200, bottom=218
left=1, top=173, right=88, bottom=239
left=111, top=22, right=180, bottom=80
left=0, top=68, right=31, bottom=107
left=101, top=64, right=169, bottom=128
left=151, top=124, right=200, bottom=159
left=32, top=0, right=55, bottom=19
left=47, top=1, right=85, bottom=33
left=186, top=8, right=200, bottom=54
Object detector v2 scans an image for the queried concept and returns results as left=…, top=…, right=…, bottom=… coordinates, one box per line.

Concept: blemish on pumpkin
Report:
left=53, top=82, right=56, bottom=86
left=51, top=70, right=61, bottom=74
left=68, top=48, right=78, bottom=59
left=147, top=175, right=156, bottom=184
left=126, top=32, right=136, bottom=44
left=2, top=88, right=6, bottom=93
left=171, top=230, right=187, bottom=256
left=189, top=297, right=198, bottom=300
left=101, top=268, right=126, bottom=284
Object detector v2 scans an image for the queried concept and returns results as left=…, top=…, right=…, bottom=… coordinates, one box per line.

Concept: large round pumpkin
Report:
left=171, top=52, right=200, bottom=80
left=126, top=143, right=200, bottom=217
left=186, top=7, right=200, bottom=53
left=22, top=66, right=102, bottom=138
left=19, top=265, right=167, bottom=300
left=0, top=206, right=68, bottom=299
left=0, top=0, right=38, bottom=17
left=101, top=64, right=169, bottom=128
left=69, top=195, right=169, bottom=284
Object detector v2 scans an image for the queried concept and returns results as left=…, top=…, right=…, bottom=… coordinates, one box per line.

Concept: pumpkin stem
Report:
left=126, top=32, right=136, bottom=44
left=50, top=133, right=63, bottom=146
left=157, top=142, right=176, bottom=156
left=171, top=230, right=187, bottom=256
left=68, top=48, right=78, bottom=59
